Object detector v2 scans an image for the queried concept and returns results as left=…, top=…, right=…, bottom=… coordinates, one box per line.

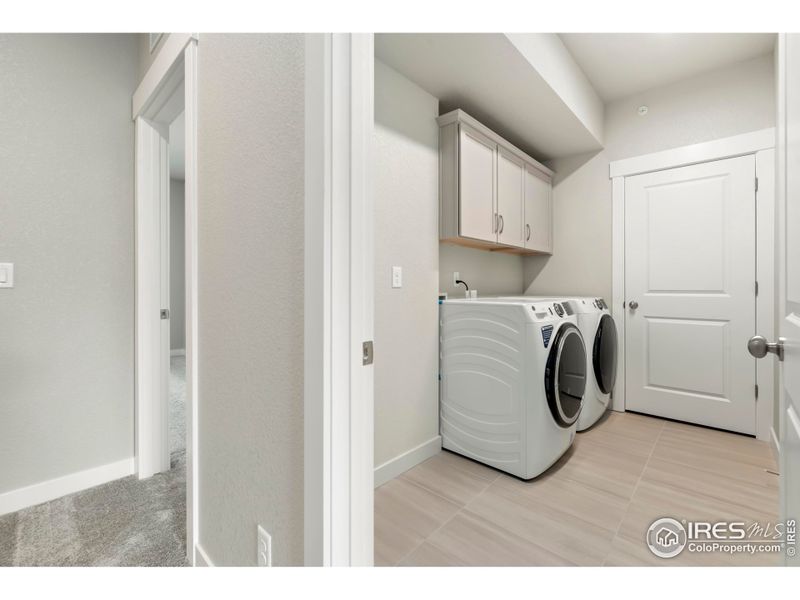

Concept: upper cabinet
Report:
left=457, top=124, right=497, bottom=244
left=524, top=165, right=552, bottom=253
left=438, top=110, right=553, bottom=255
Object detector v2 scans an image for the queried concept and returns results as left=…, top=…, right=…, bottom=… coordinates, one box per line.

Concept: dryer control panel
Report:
left=528, top=302, right=567, bottom=321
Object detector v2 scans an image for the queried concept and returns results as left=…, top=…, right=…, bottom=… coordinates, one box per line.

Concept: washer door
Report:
left=545, top=323, right=587, bottom=428
left=593, top=314, right=618, bottom=395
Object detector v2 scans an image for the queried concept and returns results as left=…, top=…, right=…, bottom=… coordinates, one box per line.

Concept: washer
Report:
left=496, top=296, right=618, bottom=430
left=440, top=298, right=587, bottom=479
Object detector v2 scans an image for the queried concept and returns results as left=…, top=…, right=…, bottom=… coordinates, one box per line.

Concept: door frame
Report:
left=304, top=33, right=375, bottom=566
left=132, top=33, right=199, bottom=565
left=609, top=128, right=776, bottom=442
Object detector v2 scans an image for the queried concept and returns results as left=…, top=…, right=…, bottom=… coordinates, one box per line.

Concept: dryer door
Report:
left=593, top=314, right=618, bottom=395
left=545, top=323, right=587, bottom=428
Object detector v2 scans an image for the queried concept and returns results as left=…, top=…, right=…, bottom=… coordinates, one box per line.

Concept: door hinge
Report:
left=362, top=340, right=374, bottom=366
left=755, top=281, right=759, bottom=296
left=160, top=308, right=170, bottom=320
left=755, top=177, right=759, bottom=192
left=755, top=384, right=759, bottom=399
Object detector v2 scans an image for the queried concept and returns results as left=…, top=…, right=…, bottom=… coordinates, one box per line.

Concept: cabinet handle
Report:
left=526, top=224, right=531, bottom=241
left=498, top=214, right=504, bottom=234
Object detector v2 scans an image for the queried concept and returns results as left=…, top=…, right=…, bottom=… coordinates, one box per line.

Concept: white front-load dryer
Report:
left=440, top=298, right=587, bottom=479
left=495, top=296, right=618, bottom=431
left=560, top=298, right=617, bottom=430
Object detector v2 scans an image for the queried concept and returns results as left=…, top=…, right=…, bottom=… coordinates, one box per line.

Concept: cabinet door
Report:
left=524, top=167, right=552, bottom=253
left=458, top=124, right=497, bottom=243
left=497, top=149, right=525, bottom=248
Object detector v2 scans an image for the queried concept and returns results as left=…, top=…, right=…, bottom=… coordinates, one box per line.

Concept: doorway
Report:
left=610, top=132, right=776, bottom=441
left=168, top=111, right=187, bottom=459
left=624, top=155, right=756, bottom=434
left=133, top=33, right=199, bottom=565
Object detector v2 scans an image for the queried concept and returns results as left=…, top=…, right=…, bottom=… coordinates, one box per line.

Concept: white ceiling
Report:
left=376, top=34, right=603, bottom=160
left=169, top=111, right=185, bottom=180
left=559, top=33, right=776, bottom=102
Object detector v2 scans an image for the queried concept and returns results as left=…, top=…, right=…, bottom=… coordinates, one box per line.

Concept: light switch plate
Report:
left=257, top=525, right=272, bottom=567
left=392, top=266, right=402, bottom=288
left=0, top=263, right=13, bottom=288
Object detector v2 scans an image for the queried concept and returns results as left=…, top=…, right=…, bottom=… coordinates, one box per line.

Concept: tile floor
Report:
left=374, top=411, right=780, bottom=566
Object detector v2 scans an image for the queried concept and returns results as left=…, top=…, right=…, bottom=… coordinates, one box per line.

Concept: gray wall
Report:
left=0, top=34, right=138, bottom=493
left=523, top=151, right=611, bottom=302
left=374, top=61, right=440, bottom=469
left=440, top=245, right=524, bottom=297
left=197, top=34, right=305, bottom=566
left=603, top=54, right=775, bottom=161
left=524, top=53, right=776, bottom=304
left=169, top=179, right=185, bottom=351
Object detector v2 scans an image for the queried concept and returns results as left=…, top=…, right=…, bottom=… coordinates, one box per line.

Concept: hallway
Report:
left=0, top=358, right=187, bottom=567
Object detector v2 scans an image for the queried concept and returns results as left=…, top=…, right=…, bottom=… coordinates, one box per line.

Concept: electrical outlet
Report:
left=453, top=271, right=459, bottom=287
left=0, top=263, right=14, bottom=288
left=392, top=266, right=402, bottom=288
left=257, top=525, right=272, bottom=567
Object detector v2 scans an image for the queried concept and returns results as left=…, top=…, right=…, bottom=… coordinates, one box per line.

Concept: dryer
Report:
left=440, top=298, right=587, bottom=479
left=496, top=296, right=618, bottom=430
left=560, top=297, right=617, bottom=430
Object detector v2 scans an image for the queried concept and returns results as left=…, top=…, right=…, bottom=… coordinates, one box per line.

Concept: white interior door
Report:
left=624, top=155, right=757, bottom=434
left=135, top=116, right=171, bottom=479
left=458, top=124, right=496, bottom=243
left=776, top=33, right=800, bottom=566
left=160, top=152, right=171, bottom=463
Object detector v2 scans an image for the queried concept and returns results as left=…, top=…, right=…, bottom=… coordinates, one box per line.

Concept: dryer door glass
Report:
left=593, top=314, right=618, bottom=395
left=545, top=324, right=587, bottom=427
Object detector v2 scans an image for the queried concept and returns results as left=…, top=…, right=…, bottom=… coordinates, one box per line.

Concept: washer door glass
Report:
left=593, top=314, right=618, bottom=395
left=545, top=323, right=587, bottom=428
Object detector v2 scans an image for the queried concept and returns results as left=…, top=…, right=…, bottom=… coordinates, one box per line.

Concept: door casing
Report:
left=133, top=33, right=199, bottom=566
left=304, top=33, right=375, bottom=567
left=609, top=129, right=776, bottom=442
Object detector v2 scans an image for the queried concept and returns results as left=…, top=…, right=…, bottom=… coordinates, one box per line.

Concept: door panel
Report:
left=646, top=176, right=727, bottom=292
left=497, top=149, right=525, bottom=248
left=780, top=34, right=800, bottom=565
left=645, top=317, right=727, bottom=397
left=625, top=155, right=756, bottom=434
left=458, top=124, right=496, bottom=243
left=524, top=167, right=551, bottom=252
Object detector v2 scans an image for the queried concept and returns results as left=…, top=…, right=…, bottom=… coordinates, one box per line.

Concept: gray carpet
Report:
left=0, top=358, right=187, bottom=567
left=170, top=354, right=186, bottom=454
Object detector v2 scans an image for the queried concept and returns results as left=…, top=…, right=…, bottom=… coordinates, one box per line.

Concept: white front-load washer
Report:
left=495, top=296, right=618, bottom=431
left=440, top=298, right=587, bottom=479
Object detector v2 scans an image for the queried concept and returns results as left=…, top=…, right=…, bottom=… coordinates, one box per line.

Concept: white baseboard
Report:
left=0, top=457, right=134, bottom=516
left=195, top=543, right=214, bottom=566
left=374, top=435, right=442, bottom=488
left=770, top=426, right=781, bottom=466
left=170, top=348, right=186, bottom=357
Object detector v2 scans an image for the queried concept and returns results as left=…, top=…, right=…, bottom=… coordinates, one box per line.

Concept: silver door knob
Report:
left=748, top=336, right=785, bottom=361
left=628, top=301, right=639, bottom=310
